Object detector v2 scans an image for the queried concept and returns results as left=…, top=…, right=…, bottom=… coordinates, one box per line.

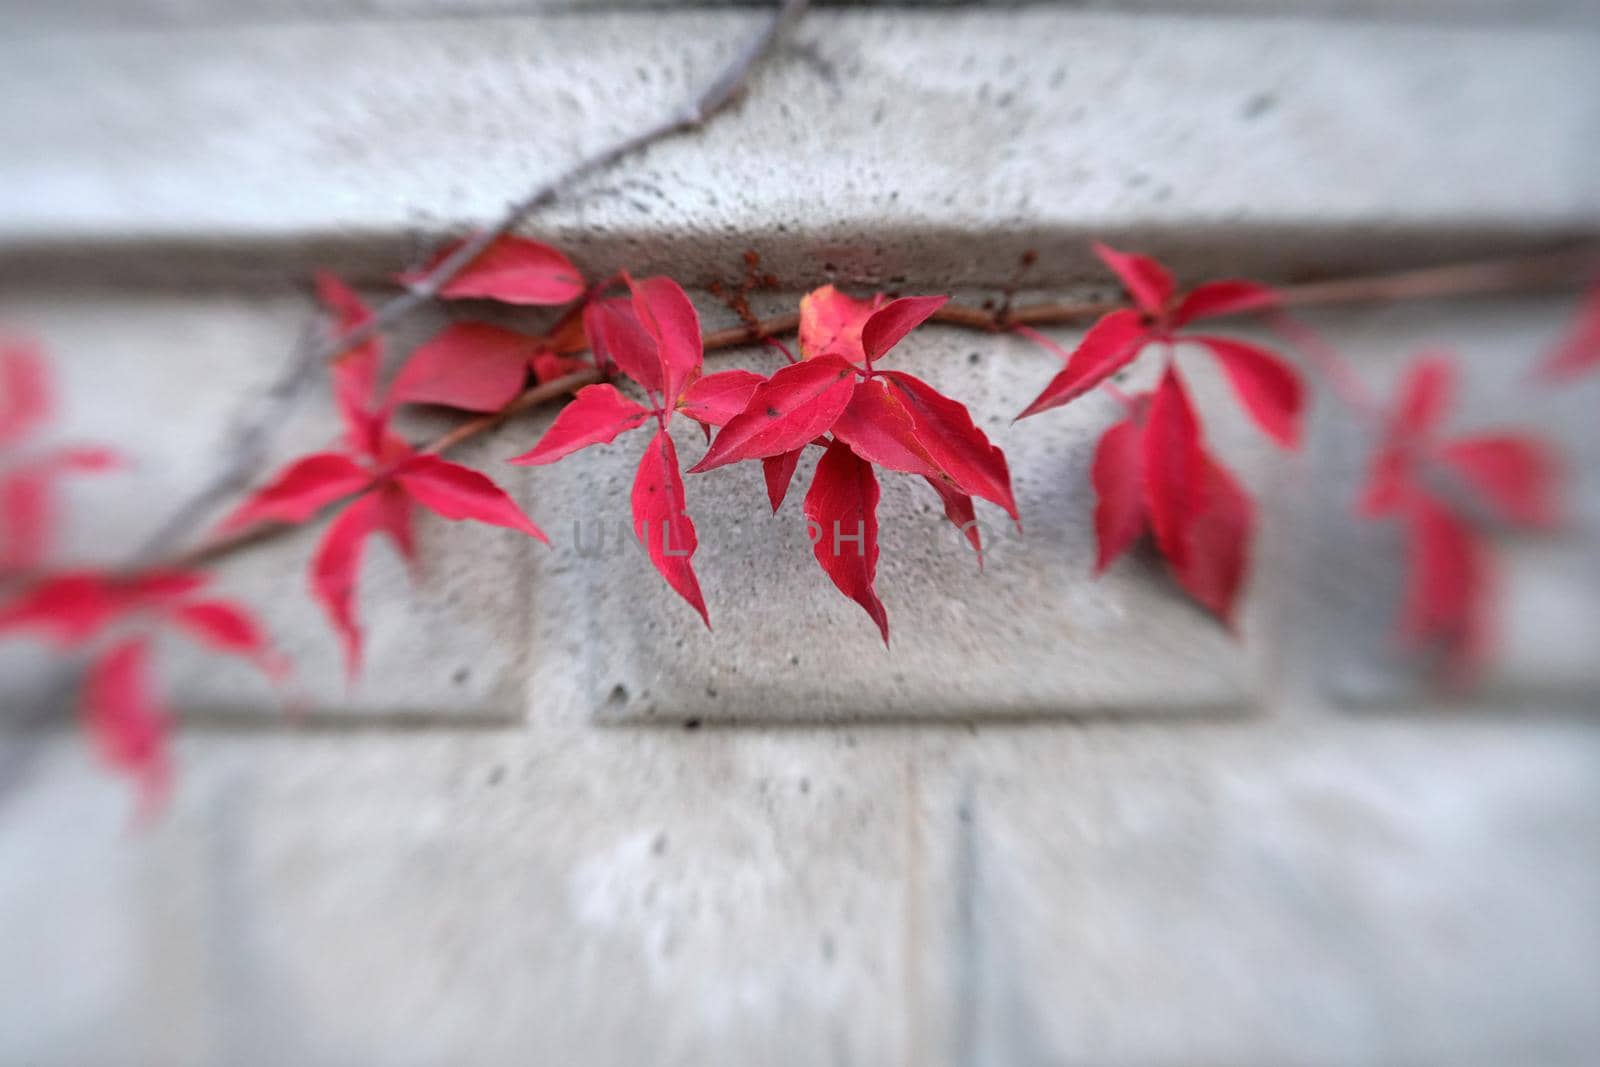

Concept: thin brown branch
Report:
left=137, top=0, right=810, bottom=568
left=157, top=244, right=1597, bottom=576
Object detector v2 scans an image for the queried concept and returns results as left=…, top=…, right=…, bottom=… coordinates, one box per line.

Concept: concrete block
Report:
left=0, top=724, right=916, bottom=1066
left=0, top=10, right=1594, bottom=287
left=909, top=716, right=1600, bottom=1065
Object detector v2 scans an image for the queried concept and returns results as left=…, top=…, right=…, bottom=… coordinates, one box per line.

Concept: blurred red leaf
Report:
left=404, top=234, right=585, bottom=306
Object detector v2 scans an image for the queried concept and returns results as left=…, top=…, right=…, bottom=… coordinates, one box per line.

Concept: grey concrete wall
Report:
left=0, top=3, right=1597, bottom=1064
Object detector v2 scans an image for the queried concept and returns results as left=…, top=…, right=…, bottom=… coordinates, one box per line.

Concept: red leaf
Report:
left=0, top=341, right=50, bottom=448
left=219, top=453, right=373, bottom=533
left=83, top=638, right=171, bottom=818
left=628, top=274, right=702, bottom=404
left=860, top=295, right=948, bottom=361
left=315, top=272, right=383, bottom=450
left=1171, top=280, right=1278, bottom=326
left=310, top=492, right=383, bottom=678
left=388, top=323, right=535, bottom=412
left=1015, top=309, right=1148, bottom=419
left=879, top=371, right=1019, bottom=523
left=678, top=370, right=765, bottom=429
left=804, top=440, right=888, bottom=644
left=1401, top=493, right=1490, bottom=679
left=798, top=285, right=879, bottom=361
left=506, top=384, right=650, bottom=466
left=925, top=476, right=982, bottom=569
left=1396, top=353, right=1456, bottom=438
left=689, top=356, right=858, bottom=472
left=373, top=483, right=417, bottom=566
left=1168, top=453, right=1253, bottom=626
left=171, top=599, right=287, bottom=683
left=1438, top=435, right=1561, bottom=530
left=0, top=573, right=120, bottom=645
left=1538, top=283, right=1600, bottom=381
left=530, top=350, right=590, bottom=385
left=1190, top=335, right=1304, bottom=448
left=1142, top=366, right=1203, bottom=567
left=632, top=429, right=708, bottom=626
left=763, top=448, right=804, bottom=513
left=1090, top=416, right=1146, bottom=573
left=831, top=378, right=941, bottom=479
left=584, top=296, right=662, bottom=394
left=406, top=234, right=585, bottom=306
left=1093, top=241, right=1175, bottom=317
left=0, top=470, right=49, bottom=573
left=392, top=454, right=547, bottom=542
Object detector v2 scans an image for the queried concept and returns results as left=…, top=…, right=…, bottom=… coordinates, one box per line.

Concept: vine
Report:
left=0, top=0, right=1593, bottom=814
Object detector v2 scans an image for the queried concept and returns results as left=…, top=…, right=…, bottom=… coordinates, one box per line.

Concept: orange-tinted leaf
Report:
left=392, top=454, right=547, bottom=543
left=880, top=371, right=1018, bottom=523
left=831, top=378, right=941, bottom=479
left=798, top=285, right=879, bottom=361
left=763, top=448, right=804, bottom=512
left=584, top=296, right=661, bottom=394
left=628, top=274, right=702, bottom=404
left=1142, top=365, right=1203, bottom=567
left=1171, top=280, right=1277, bottom=326
left=632, top=429, right=708, bottom=626
left=1093, top=241, right=1175, bottom=317
left=861, top=295, right=948, bottom=361
left=388, top=323, right=535, bottom=412
left=1438, top=435, right=1561, bottom=530
left=690, top=356, right=857, bottom=472
left=804, top=439, right=888, bottom=644
left=1190, top=335, right=1303, bottom=448
left=83, top=638, right=171, bottom=818
left=678, top=370, right=765, bottom=429
left=219, top=453, right=372, bottom=533
left=1016, top=309, right=1148, bottom=419
left=406, top=234, right=585, bottom=306
left=1090, top=416, right=1146, bottom=573
left=507, top=384, right=650, bottom=466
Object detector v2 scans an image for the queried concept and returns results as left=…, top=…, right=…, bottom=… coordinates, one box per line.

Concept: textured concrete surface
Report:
left=1, top=713, right=1596, bottom=1066
left=2, top=0, right=1598, bottom=1063
left=1, top=9, right=1596, bottom=288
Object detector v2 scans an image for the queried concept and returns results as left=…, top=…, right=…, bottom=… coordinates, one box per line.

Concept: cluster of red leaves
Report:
left=1015, top=244, right=1304, bottom=624
left=221, top=266, right=550, bottom=676
left=0, top=345, right=282, bottom=814
left=0, top=569, right=284, bottom=815
left=511, top=276, right=1016, bottom=641
left=509, top=273, right=714, bottom=623
left=1359, top=353, right=1560, bottom=680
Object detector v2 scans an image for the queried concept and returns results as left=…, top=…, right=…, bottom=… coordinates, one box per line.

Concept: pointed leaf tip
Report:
left=804, top=440, right=889, bottom=644
left=632, top=429, right=709, bottom=626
